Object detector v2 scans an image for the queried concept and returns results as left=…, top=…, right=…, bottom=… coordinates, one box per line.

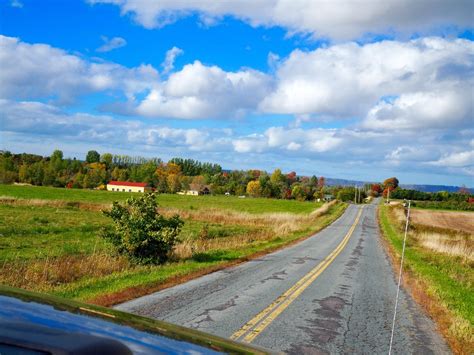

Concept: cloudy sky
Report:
left=0, top=0, right=473, bottom=186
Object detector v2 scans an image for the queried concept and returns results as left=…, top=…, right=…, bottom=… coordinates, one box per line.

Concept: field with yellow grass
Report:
left=411, top=208, right=474, bottom=235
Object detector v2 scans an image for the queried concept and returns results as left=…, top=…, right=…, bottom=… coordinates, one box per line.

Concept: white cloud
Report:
left=0, top=35, right=158, bottom=103
left=136, top=60, right=271, bottom=119
left=0, top=35, right=271, bottom=119
left=232, top=127, right=342, bottom=154
left=261, top=37, right=474, bottom=124
left=96, top=36, right=127, bottom=52
left=1, top=35, right=472, bottom=129
left=362, top=89, right=472, bottom=130
left=161, top=46, right=184, bottom=75
left=429, top=150, right=474, bottom=168
left=232, top=135, right=267, bottom=153
left=87, top=0, right=473, bottom=40
left=10, top=0, right=23, bottom=8
left=0, top=99, right=230, bottom=152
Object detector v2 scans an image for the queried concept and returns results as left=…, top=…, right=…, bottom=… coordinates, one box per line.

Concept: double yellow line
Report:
left=230, top=206, right=364, bottom=343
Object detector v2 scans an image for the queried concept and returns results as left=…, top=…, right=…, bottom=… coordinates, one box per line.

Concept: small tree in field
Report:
left=101, top=192, right=183, bottom=264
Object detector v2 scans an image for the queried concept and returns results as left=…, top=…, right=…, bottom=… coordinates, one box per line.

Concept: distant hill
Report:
left=325, top=178, right=371, bottom=187
left=399, top=184, right=472, bottom=193
left=324, top=178, right=472, bottom=193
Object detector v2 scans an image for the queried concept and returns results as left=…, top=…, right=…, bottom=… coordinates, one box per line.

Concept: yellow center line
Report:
left=230, top=206, right=364, bottom=343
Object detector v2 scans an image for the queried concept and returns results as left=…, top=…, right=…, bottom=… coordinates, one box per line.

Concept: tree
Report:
left=291, top=184, right=306, bottom=201
left=337, top=187, right=356, bottom=202
left=270, top=169, right=285, bottom=184
left=246, top=180, right=261, bottom=197
left=458, top=186, right=470, bottom=195
left=318, top=176, right=325, bottom=189
left=383, top=177, right=399, bottom=190
left=286, top=171, right=297, bottom=184
left=101, top=153, right=113, bottom=167
left=371, top=184, right=383, bottom=193
left=86, top=150, right=100, bottom=164
left=51, top=149, right=63, bottom=166
left=101, top=193, right=184, bottom=264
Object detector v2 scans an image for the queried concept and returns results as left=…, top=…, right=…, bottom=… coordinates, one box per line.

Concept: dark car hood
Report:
left=0, top=285, right=270, bottom=354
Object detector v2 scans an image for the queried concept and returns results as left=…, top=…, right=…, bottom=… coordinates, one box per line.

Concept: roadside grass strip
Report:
left=231, top=206, right=364, bottom=343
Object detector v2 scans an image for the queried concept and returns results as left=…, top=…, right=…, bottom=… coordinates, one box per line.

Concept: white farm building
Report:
left=107, top=181, right=151, bottom=193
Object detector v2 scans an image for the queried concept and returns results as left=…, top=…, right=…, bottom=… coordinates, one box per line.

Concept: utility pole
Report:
left=354, top=185, right=357, bottom=204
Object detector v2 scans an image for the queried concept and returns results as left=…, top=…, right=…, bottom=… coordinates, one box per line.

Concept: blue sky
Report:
left=0, top=0, right=473, bottom=186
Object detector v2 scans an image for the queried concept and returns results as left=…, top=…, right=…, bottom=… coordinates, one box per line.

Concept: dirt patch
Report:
left=411, top=209, right=474, bottom=234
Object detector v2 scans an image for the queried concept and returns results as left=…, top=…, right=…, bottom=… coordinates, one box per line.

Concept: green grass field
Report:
left=379, top=204, right=473, bottom=352
left=0, top=184, right=317, bottom=214
left=0, top=184, right=346, bottom=305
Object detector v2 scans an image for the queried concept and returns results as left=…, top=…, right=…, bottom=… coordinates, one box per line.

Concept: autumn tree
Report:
left=383, top=177, right=399, bottom=190
left=458, top=186, right=470, bottom=195
left=286, top=171, right=297, bottom=185
left=291, top=184, right=307, bottom=201
left=383, top=177, right=399, bottom=198
left=371, top=184, right=383, bottom=193
left=246, top=180, right=261, bottom=197
left=318, top=176, right=325, bottom=189
left=270, top=169, right=285, bottom=184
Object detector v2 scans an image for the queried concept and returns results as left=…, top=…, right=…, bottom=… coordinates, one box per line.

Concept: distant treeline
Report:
left=390, top=188, right=471, bottom=202
left=0, top=150, right=335, bottom=201
left=390, top=188, right=474, bottom=211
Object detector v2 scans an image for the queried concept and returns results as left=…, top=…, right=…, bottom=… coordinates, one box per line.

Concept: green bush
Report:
left=101, top=192, right=183, bottom=264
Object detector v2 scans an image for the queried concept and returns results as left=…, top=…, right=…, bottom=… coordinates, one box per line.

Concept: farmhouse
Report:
left=324, top=194, right=334, bottom=201
left=177, top=183, right=210, bottom=196
left=107, top=181, right=151, bottom=193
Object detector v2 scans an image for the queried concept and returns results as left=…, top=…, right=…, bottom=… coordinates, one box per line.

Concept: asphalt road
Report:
left=116, top=201, right=450, bottom=354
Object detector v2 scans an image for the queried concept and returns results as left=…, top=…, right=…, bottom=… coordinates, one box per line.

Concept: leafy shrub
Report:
left=101, top=192, right=183, bottom=264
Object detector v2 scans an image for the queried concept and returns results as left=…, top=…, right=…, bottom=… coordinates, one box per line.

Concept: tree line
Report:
left=368, top=177, right=473, bottom=210
left=3, top=150, right=470, bottom=205
left=0, top=150, right=330, bottom=201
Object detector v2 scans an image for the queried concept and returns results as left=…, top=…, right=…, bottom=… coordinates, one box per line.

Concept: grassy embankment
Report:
left=379, top=203, right=473, bottom=354
left=0, top=184, right=346, bottom=305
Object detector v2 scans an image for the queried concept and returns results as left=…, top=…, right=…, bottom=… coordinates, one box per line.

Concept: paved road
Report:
left=116, top=202, right=450, bottom=354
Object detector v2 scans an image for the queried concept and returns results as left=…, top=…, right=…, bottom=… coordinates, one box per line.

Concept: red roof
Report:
left=107, top=181, right=149, bottom=187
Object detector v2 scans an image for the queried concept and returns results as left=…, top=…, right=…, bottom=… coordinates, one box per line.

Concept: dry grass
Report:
left=0, top=195, right=110, bottom=212
left=170, top=200, right=338, bottom=260
left=391, top=205, right=473, bottom=260
left=163, top=200, right=338, bottom=232
left=411, top=209, right=474, bottom=234
left=416, top=232, right=473, bottom=261
left=172, top=229, right=274, bottom=260
left=0, top=252, right=129, bottom=292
